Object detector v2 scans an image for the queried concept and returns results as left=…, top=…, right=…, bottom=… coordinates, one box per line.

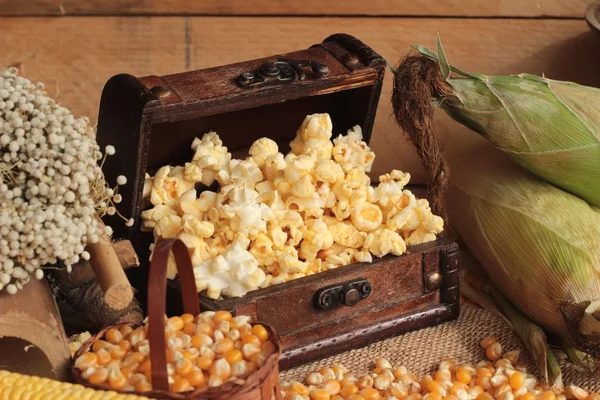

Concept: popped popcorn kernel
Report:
left=141, top=113, right=443, bottom=299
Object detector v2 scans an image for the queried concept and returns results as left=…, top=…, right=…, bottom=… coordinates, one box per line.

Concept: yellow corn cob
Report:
left=0, top=370, right=151, bottom=400
left=413, top=37, right=600, bottom=208
left=445, top=142, right=600, bottom=358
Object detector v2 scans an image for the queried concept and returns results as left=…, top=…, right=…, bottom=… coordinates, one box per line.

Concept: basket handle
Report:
left=147, top=238, right=201, bottom=391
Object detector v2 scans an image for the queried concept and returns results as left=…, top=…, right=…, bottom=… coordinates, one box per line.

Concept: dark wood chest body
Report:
left=96, top=33, right=460, bottom=370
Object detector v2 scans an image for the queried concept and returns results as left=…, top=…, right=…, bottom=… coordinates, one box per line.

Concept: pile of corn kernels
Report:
left=281, top=336, right=600, bottom=400
left=73, top=311, right=276, bottom=393
left=141, top=113, right=444, bottom=300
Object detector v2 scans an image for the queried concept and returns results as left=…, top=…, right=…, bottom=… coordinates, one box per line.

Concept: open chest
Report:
left=96, top=33, right=460, bottom=370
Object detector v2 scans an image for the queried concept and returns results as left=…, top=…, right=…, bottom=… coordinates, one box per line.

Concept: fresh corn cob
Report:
left=445, top=142, right=600, bottom=357
left=413, top=38, right=600, bottom=208
left=0, top=370, right=151, bottom=399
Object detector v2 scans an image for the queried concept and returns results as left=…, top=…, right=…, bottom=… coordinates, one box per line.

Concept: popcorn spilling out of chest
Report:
left=142, top=113, right=444, bottom=300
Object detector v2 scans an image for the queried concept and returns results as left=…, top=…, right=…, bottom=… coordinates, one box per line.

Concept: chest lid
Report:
left=96, top=33, right=386, bottom=242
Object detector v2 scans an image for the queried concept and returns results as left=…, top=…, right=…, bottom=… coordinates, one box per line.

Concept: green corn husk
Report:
left=445, top=142, right=600, bottom=357
left=489, top=283, right=562, bottom=386
left=414, top=38, right=600, bottom=207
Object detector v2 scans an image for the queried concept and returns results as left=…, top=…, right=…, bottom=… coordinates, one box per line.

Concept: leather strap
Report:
left=147, top=238, right=200, bottom=391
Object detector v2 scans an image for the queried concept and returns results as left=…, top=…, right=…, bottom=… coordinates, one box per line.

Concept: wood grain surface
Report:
left=1, top=17, right=598, bottom=183
left=0, top=0, right=591, bottom=17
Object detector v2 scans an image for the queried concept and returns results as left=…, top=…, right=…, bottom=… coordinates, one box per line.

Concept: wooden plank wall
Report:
left=1, top=0, right=598, bottom=183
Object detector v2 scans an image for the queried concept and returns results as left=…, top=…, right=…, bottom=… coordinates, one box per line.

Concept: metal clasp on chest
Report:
left=237, top=59, right=329, bottom=89
left=313, top=278, right=371, bottom=310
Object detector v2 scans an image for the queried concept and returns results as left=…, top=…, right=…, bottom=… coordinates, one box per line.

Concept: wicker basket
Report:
left=72, top=238, right=282, bottom=400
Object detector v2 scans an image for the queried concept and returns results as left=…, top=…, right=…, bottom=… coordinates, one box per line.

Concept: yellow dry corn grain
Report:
left=0, top=371, right=151, bottom=400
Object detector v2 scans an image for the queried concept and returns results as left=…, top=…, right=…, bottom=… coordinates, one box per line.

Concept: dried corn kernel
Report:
left=282, top=337, right=599, bottom=400
left=76, top=312, right=276, bottom=395
left=88, top=368, right=109, bottom=385
left=341, top=384, right=360, bottom=397
left=214, top=338, right=235, bottom=354
left=74, top=352, right=97, bottom=370
left=509, top=371, right=525, bottom=390
left=292, top=382, right=310, bottom=396
left=455, top=366, right=472, bottom=384
left=310, top=388, right=332, bottom=400
left=252, top=324, right=269, bottom=342
left=105, top=328, right=124, bottom=344
left=480, top=337, right=498, bottom=349
left=214, top=310, right=233, bottom=323
left=108, top=368, right=128, bottom=391
left=486, top=343, right=502, bottom=361
left=171, top=377, right=192, bottom=393
left=210, top=358, right=231, bottom=380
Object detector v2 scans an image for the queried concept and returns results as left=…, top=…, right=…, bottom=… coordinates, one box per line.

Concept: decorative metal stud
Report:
left=426, top=272, right=442, bottom=291
left=150, top=86, right=171, bottom=98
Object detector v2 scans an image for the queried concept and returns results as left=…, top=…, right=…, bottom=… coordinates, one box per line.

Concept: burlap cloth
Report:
left=280, top=305, right=600, bottom=392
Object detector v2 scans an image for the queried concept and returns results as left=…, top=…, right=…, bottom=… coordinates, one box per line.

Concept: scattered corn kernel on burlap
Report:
left=280, top=305, right=600, bottom=392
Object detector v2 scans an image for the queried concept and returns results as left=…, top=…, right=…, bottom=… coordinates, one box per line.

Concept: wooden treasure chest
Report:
left=96, top=33, right=460, bottom=370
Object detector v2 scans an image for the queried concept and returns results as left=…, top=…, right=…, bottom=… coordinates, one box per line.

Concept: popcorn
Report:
left=197, top=191, right=218, bottom=212
left=326, top=246, right=357, bottom=268
left=150, top=166, right=196, bottom=207
left=184, top=163, right=203, bottom=182
left=263, top=152, right=286, bottom=181
left=363, top=228, right=407, bottom=258
left=277, top=246, right=308, bottom=276
left=268, top=225, right=288, bottom=249
left=299, top=219, right=334, bottom=261
left=194, top=237, right=266, bottom=299
left=257, top=190, right=286, bottom=212
left=304, top=138, right=334, bottom=160
left=249, top=137, right=279, bottom=168
left=351, top=202, right=383, bottom=232
left=291, top=175, right=316, bottom=198
left=249, top=234, right=277, bottom=267
left=181, top=214, right=214, bottom=238
left=385, top=190, right=417, bottom=231
left=178, top=189, right=202, bottom=218
left=290, top=114, right=333, bottom=158
left=178, top=232, right=211, bottom=266
left=354, top=251, right=373, bottom=263
left=141, top=113, right=444, bottom=299
left=375, top=170, right=411, bottom=210
left=191, top=132, right=232, bottom=186
left=314, top=159, right=344, bottom=184
left=326, top=218, right=366, bottom=249
left=227, top=159, right=263, bottom=189
left=332, top=125, right=375, bottom=172
left=285, top=195, right=324, bottom=218
left=155, top=215, right=183, bottom=238
left=284, top=154, right=315, bottom=185
left=140, top=205, right=178, bottom=231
